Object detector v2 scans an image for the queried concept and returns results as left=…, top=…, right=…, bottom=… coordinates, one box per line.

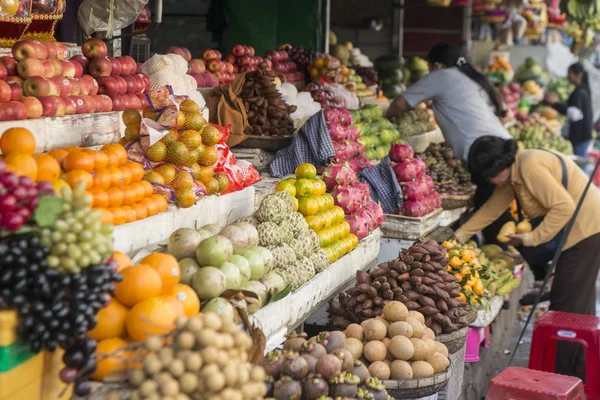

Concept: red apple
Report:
left=70, top=96, right=87, bottom=114
left=166, top=46, right=186, bottom=59
left=137, top=72, right=151, bottom=92
left=8, top=83, right=22, bottom=101
left=12, top=40, right=46, bottom=61
left=113, top=76, right=127, bottom=95
left=47, top=79, right=60, bottom=96
left=17, top=58, right=45, bottom=79
left=61, top=61, right=76, bottom=77
left=88, top=76, right=99, bottom=95
left=91, top=95, right=104, bottom=112
left=64, top=97, right=77, bottom=115
left=207, top=59, right=221, bottom=73
left=96, top=76, right=118, bottom=95
left=40, top=60, right=54, bottom=78
left=21, top=96, right=43, bottom=119
left=54, top=97, right=66, bottom=117
left=56, top=43, right=69, bottom=61
left=81, top=95, right=97, bottom=113
left=109, top=94, right=125, bottom=111
left=122, top=75, right=137, bottom=94
left=9, top=101, right=27, bottom=120
left=120, top=56, right=136, bottom=75
left=0, top=64, right=6, bottom=80
left=70, top=55, right=89, bottom=72
left=0, top=106, right=7, bottom=121
left=0, top=56, right=17, bottom=76
left=98, top=94, right=113, bottom=112
left=189, top=59, right=206, bottom=74
left=136, top=63, right=143, bottom=74
left=38, top=96, right=58, bottom=117
left=43, top=41, right=58, bottom=59
left=108, top=57, right=121, bottom=76
left=190, top=73, right=205, bottom=87
left=132, top=74, right=145, bottom=93
left=135, top=93, right=149, bottom=108
left=78, top=75, right=91, bottom=95
left=52, top=77, right=72, bottom=97
left=181, top=48, right=192, bottom=62
left=0, top=81, right=11, bottom=102
left=121, top=94, right=134, bottom=109
left=49, top=59, right=64, bottom=77
left=67, top=78, right=80, bottom=96
left=82, top=38, right=107, bottom=59
left=203, top=49, right=222, bottom=61
left=6, top=76, right=23, bottom=87
left=129, top=94, right=142, bottom=110
left=88, top=57, right=112, bottom=78
left=232, top=44, right=245, bottom=57
left=23, top=77, right=53, bottom=97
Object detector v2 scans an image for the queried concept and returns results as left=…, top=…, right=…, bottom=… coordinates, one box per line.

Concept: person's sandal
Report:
left=519, top=290, right=551, bottom=306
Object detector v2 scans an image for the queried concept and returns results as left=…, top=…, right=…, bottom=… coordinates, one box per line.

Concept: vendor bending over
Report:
left=454, top=135, right=600, bottom=381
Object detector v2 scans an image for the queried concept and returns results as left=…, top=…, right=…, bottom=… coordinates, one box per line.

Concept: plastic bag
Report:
left=78, top=0, right=149, bottom=37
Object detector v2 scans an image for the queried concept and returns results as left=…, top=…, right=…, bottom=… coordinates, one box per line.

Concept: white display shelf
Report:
left=113, top=186, right=255, bottom=255
left=439, top=207, right=469, bottom=227
left=250, top=229, right=382, bottom=346
left=0, top=112, right=125, bottom=154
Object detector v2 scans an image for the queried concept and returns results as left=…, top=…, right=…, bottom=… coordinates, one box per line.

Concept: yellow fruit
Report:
left=175, top=188, right=196, bottom=208
left=321, top=193, right=335, bottom=209
left=275, top=180, right=296, bottom=197
left=200, top=125, right=220, bottom=146
left=179, top=130, right=202, bottom=150
left=183, top=113, right=206, bottom=131
left=332, top=205, right=346, bottom=222
left=188, top=148, right=201, bottom=164
left=198, top=145, right=218, bottom=166
left=318, top=228, right=335, bottom=248
left=53, top=179, right=70, bottom=197
left=154, top=164, right=177, bottom=184
left=295, top=163, right=317, bottom=179
left=214, top=173, right=229, bottom=193
left=312, top=179, right=327, bottom=195
left=314, top=195, right=328, bottom=213
left=160, top=130, right=179, bottom=145
left=171, top=170, right=193, bottom=190
left=1, top=0, right=19, bottom=15
left=305, top=215, right=323, bottom=231
left=146, top=142, right=167, bottom=162
left=298, top=197, right=318, bottom=216
left=205, top=178, right=219, bottom=195
left=190, top=163, right=202, bottom=180
left=295, top=178, right=314, bottom=197
left=166, top=142, right=190, bottom=166
left=144, top=170, right=165, bottom=185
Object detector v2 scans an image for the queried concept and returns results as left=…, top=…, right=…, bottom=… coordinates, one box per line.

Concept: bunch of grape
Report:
left=61, top=337, right=97, bottom=396
left=352, top=66, right=379, bottom=87
left=40, top=184, right=114, bottom=273
left=0, top=234, right=122, bottom=396
left=0, top=166, right=55, bottom=232
left=286, top=46, right=314, bottom=74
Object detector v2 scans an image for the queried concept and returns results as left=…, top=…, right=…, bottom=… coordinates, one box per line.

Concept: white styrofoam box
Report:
left=250, top=229, right=381, bottom=346
left=0, top=112, right=125, bottom=154
left=113, top=186, right=255, bottom=255
left=439, top=207, right=468, bottom=227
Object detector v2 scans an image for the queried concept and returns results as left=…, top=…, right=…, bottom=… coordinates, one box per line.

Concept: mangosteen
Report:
left=331, top=348, right=354, bottom=371
left=315, top=354, right=342, bottom=378
left=328, top=372, right=360, bottom=398
left=261, top=350, right=284, bottom=379
left=351, top=360, right=370, bottom=384
left=356, top=388, right=376, bottom=399
left=302, top=342, right=327, bottom=359
left=282, top=353, right=309, bottom=380
left=323, top=331, right=346, bottom=353
left=302, top=353, right=318, bottom=374
left=362, top=377, right=390, bottom=400
left=265, top=377, right=275, bottom=397
left=302, top=375, right=330, bottom=399
left=273, top=376, right=302, bottom=400
left=284, top=332, right=308, bottom=353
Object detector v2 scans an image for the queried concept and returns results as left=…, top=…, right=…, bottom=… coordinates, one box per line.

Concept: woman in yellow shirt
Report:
left=455, top=135, right=600, bottom=380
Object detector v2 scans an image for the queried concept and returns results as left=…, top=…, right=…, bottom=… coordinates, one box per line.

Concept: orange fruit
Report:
left=154, top=164, right=176, bottom=184
left=312, top=179, right=327, bottom=195
left=146, top=141, right=167, bottom=162
left=106, top=166, right=124, bottom=187
left=142, top=106, right=157, bottom=120
left=121, top=186, right=137, bottom=206
left=295, top=163, right=317, bottom=179
left=132, top=202, right=148, bottom=220
left=119, top=166, right=133, bottom=186
left=63, top=151, right=95, bottom=172
left=124, top=124, right=140, bottom=141
left=52, top=179, right=70, bottom=197
left=130, top=182, right=146, bottom=203
left=63, top=169, right=93, bottom=189
left=88, top=298, right=129, bottom=341
left=125, top=162, right=144, bottom=182
left=161, top=130, right=180, bottom=145
left=64, top=146, right=82, bottom=153
left=140, top=180, right=154, bottom=197
left=109, top=207, right=127, bottom=225
left=103, top=150, right=119, bottom=167
left=115, top=264, right=163, bottom=307
left=169, top=284, right=201, bottom=316
left=112, top=251, right=132, bottom=272
left=141, top=198, right=159, bottom=216
left=92, top=338, right=129, bottom=381
left=196, top=165, right=214, bottom=184
left=171, top=170, right=193, bottom=190
left=151, top=194, right=168, bottom=213
left=88, top=188, right=110, bottom=208
left=101, top=144, right=127, bottom=166
left=143, top=170, right=164, bottom=185
left=180, top=130, right=202, bottom=150
left=96, top=208, right=113, bottom=224
left=48, top=149, right=69, bottom=165
left=126, top=297, right=177, bottom=341
left=214, top=173, right=229, bottom=193
left=93, top=150, right=109, bottom=170
left=5, top=153, right=38, bottom=181
left=122, top=205, right=137, bottom=223
left=92, top=169, right=112, bottom=190
left=106, top=187, right=124, bottom=207
left=0, top=127, right=36, bottom=155
left=141, top=252, right=181, bottom=294
left=177, top=111, right=186, bottom=128
left=205, top=178, right=219, bottom=195
left=122, top=109, right=141, bottom=125
left=118, top=138, right=131, bottom=147
left=198, top=145, right=218, bottom=166
left=160, top=295, right=186, bottom=317
left=175, top=188, right=196, bottom=208
left=34, top=154, right=61, bottom=182
left=298, top=197, right=318, bottom=216
left=200, top=125, right=220, bottom=146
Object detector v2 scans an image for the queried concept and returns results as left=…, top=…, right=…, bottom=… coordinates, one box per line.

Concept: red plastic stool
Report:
left=486, top=367, right=585, bottom=399
left=529, top=311, right=600, bottom=399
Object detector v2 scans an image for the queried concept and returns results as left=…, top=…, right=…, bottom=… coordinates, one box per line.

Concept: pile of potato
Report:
left=344, top=301, right=450, bottom=381
left=127, top=313, right=267, bottom=400
left=329, top=238, right=472, bottom=335
left=262, top=331, right=393, bottom=399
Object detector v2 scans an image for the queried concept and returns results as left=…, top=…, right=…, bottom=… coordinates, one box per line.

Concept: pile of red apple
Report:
left=501, top=82, right=524, bottom=120
left=0, top=38, right=150, bottom=121
left=166, top=46, right=234, bottom=88
left=223, top=44, right=268, bottom=74
left=264, top=49, right=304, bottom=83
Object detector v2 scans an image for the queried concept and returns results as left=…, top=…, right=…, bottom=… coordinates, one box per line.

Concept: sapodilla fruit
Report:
left=183, top=113, right=205, bottom=131
left=198, top=145, right=218, bottom=166
left=165, top=142, right=190, bottom=165
left=146, top=142, right=167, bottom=162
left=200, top=125, right=220, bottom=146
left=179, top=129, right=202, bottom=150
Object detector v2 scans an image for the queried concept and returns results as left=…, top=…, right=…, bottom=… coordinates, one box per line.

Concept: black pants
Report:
left=474, top=182, right=548, bottom=281
left=550, top=233, right=600, bottom=381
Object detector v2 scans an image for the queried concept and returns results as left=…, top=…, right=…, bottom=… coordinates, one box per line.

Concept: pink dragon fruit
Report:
left=431, top=191, right=442, bottom=209
left=357, top=155, right=373, bottom=169
left=334, top=141, right=355, bottom=161
left=349, top=181, right=371, bottom=198
left=345, top=126, right=360, bottom=141
left=365, top=201, right=384, bottom=227
left=338, top=108, right=353, bottom=126
left=347, top=158, right=361, bottom=173
left=357, top=207, right=376, bottom=230
left=400, top=178, right=430, bottom=201
left=352, top=141, right=366, bottom=154
left=324, top=108, right=341, bottom=124
left=389, top=143, right=414, bottom=162
left=331, top=186, right=367, bottom=214
left=403, top=200, right=429, bottom=217
left=394, top=158, right=426, bottom=182
left=422, top=175, right=435, bottom=192
left=322, top=162, right=357, bottom=190
left=327, top=123, right=347, bottom=142
left=346, top=213, right=370, bottom=240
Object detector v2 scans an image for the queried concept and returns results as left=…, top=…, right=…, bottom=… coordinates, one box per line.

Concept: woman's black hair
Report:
left=428, top=42, right=506, bottom=118
left=468, top=136, right=519, bottom=183
left=568, top=62, right=590, bottom=92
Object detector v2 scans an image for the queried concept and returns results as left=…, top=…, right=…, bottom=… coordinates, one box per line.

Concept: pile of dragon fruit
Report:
left=324, top=108, right=373, bottom=173
left=322, top=162, right=384, bottom=240
left=390, top=143, right=442, bottom=217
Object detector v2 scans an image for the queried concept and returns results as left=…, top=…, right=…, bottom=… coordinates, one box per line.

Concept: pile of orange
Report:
left=0, top=127, right=58, bottom=183
left=46, top=143, right=167, bottom=225
left=90, top=251, right=201, bottom=381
